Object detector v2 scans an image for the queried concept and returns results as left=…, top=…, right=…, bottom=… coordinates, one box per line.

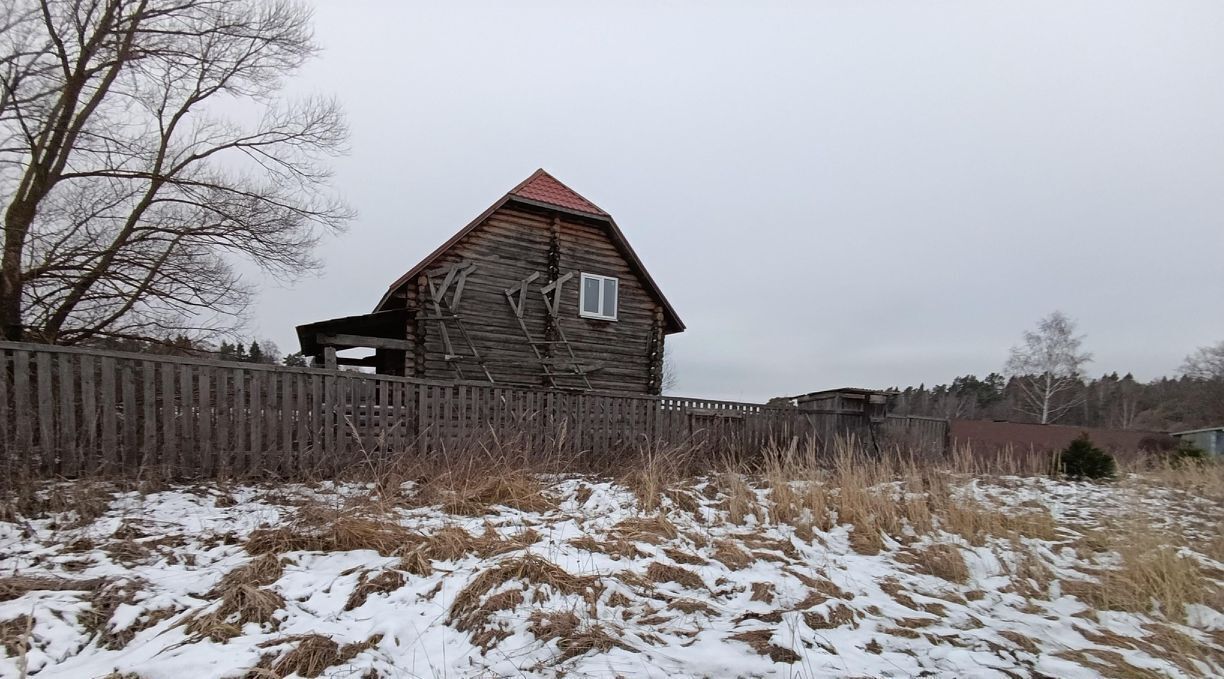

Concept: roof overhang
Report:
left=295, top=309, right=409, bottom=356
left=1171, top=426, right=1224, bottom=436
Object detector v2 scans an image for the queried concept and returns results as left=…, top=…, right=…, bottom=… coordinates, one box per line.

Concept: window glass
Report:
left=582, top=276, right=601, bottom=315
left=602, top=278, right=617, bottom=318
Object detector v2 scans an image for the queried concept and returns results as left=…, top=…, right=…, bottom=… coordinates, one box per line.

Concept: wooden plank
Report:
left=198, top=369, right=212, bottom=477
left=142, top=362, right=157, bottom=469
left=120, top=364, right=137, bottom=471
left=318, top=333, right=415, bottom=352
left=160, top=362, right=177, bottom=475
left=323, top=374, right=335, bottom=459
left=217, top=370, right=230, bottom=476
left=13, top=349, right=32, bottom=462
left=312, top=373, right=324, bottom=470
left=79, top=355, right=96, bottom=474
left=263, top=372, right=278, bottom=474
left=281, top=372, right=294, bottom=471
left=179, top=365, right=194, bottom=475
left=57, top=354, right=77, bottom=476
left=250, top=371, right=263, bottom=473
left=295, top=373, right=308, bottom=466
left=36, top=352, right=54, bottom=473
left=336, top=375, right=350, bottom=459
left=233, top=369, right=246, bottom=474
left=99, top=356, right=117, bottom=471
left=0, top=350, right=10, bottom=468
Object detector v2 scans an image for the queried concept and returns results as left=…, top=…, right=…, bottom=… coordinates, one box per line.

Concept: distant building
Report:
left=1171, top=426, right=1224, bottom=456
left=789, top=388, right=894, bottom=422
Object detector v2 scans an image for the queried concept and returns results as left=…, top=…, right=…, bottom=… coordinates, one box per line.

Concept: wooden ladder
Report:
left=504, top=272, right=594, bottom=390
left=424, top=263, right=494, bottom=383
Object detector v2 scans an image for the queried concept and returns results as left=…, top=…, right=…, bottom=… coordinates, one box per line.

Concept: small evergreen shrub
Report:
left=1057, top=434, right=1116, bottom=480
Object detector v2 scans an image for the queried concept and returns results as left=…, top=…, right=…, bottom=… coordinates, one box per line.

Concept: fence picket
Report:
left=57, top=354, right=77, bottom=475
left=99, top=357, right=117, bottom=470
left=80, top=355, right=95, bottom=473
left=142, top=361, right=157, bottom=470
left=121, top=363, right=137, bottom=472
left=199, top=370, right=212, bottom=476
left=0, top=350, right=10, bottom=467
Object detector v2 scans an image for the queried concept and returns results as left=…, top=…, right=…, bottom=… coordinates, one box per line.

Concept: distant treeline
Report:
left=888, top=372, right=1224, bottom=432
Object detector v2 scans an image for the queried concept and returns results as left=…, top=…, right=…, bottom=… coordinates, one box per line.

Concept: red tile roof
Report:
left=509, top=169, right=607, bottom=216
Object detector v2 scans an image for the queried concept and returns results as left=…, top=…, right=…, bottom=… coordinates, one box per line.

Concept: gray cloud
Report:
left=249, top=0, right=1224, bottom=402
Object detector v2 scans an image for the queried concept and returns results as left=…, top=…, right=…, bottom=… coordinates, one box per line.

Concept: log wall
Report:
left=396, top=202, right=665, bottom=393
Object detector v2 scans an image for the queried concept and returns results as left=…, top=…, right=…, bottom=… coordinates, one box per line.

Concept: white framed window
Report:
left=579, top=273, right=618, bottom=321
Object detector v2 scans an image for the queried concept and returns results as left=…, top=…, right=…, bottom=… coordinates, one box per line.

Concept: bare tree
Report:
left=1182, top=340, right=1224, bottom=380
left=1, top=0, right=350, bottom=344
left=1005, top=311, right=1092, bottom=424
left=660, top=343, right=678, bottom=394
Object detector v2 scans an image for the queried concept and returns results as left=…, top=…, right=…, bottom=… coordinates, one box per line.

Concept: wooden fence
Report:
left=0, top=341, right=948, bottom=478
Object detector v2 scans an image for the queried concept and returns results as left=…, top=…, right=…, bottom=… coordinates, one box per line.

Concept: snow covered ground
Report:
left=1, top=471, right=1220, bottom=678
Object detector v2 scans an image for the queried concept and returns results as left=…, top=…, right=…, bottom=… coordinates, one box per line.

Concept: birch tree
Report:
left=1005, top=311, right=1092, bottom=424
left=0, top=0, right=350, bottom=344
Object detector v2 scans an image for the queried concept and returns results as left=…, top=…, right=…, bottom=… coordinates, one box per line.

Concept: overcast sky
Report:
left=249, top=0, right=1224, bottom=402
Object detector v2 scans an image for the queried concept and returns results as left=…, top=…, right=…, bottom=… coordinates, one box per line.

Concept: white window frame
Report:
left=579, top=273, right=618, bottom=321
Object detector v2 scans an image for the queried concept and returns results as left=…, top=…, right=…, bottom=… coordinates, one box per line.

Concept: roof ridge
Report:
left=508, top=168, right=607, bottom=216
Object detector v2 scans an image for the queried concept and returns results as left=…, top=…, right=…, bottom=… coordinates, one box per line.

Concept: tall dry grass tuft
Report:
left=619, top=442, right=698, bottom=513
left=1065, top=522, right=1218, bottom=621
left=713, top=454, right=762, bottom=525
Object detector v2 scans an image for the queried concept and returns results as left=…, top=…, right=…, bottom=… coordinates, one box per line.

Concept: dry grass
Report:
left=619, top=444, right=697, bottom=513
left=803, top=603, right=859, bottom=629
left=0, top=575, right=107, bottom=602
left=254, top=633, right=381, bottom=678
left=0, top=614, right=31, bottom=656
left=569, top=535, right=647, bottom=561
left=415, top=467, right=556, bottom=515
left=663, top=547, right=707, bottom=566
left=750, top=582, right=775, bottom=604
left=528, top=610, right=630, bottom=660
left=79, top=579, right=155, bottom=649
left=667, top=598, right=716, bottom=615
left=344, top=569, right=406, bottom=610
left=246, top=505, right=421, bottom=557
left=449, top=555, right=603, bottom=648
left=210, top=554, right=283, bottom=595
left=186, top=583, right=285, bottom=642
left=417, top=523, right=539, bottom=562
left=612, top=514, right=680, bottom=544
left=711, top=539, right=753, bottom=570
left=645, top=562, right=704, bottom=590
left=898, top=543, right=970, bottom=584
left=726, top=628, right=800, bottom=663
left=716, top=465, right=761, bottom=525
left=1067, top=537, right=1215, bottom=620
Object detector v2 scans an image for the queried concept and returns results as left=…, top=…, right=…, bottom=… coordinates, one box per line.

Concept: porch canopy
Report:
left=295, top=309, right=409, bottom=370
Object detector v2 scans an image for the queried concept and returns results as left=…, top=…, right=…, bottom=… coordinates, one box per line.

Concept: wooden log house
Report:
left=295, top=170, right=685, bottom=394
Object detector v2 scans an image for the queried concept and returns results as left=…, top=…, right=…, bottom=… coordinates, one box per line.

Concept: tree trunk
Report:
left=0, top=197, right=38, bottom=340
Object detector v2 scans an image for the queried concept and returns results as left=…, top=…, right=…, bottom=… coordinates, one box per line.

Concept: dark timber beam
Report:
left=317, top=333, right=414, bottom=352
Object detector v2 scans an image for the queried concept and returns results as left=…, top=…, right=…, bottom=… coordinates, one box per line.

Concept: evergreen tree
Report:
left=283, top=352, right=308, bottom=367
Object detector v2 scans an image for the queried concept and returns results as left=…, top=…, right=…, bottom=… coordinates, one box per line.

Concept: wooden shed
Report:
left=296, top=170, right=684, bottom=394
left=791, top=388, right=894, bottom=422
